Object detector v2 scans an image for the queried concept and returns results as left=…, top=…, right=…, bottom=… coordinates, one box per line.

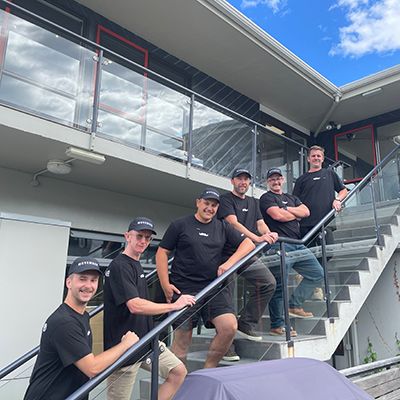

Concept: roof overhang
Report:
left=75, top=0, right=400, bottom=132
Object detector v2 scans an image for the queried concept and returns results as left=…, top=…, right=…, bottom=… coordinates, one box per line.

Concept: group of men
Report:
left=25, top=145, right=347, bottom=400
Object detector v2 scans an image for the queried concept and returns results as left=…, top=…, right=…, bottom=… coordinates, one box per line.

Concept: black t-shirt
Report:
left=259, top=191, right=303, bottom=239
left=24, top=304, right=92, bottom=400
left=217, top=192, right=262, bottom=256
left=159, top=215, right=245, bottom=291
left=103, top=253, right=153, bottom=363
left=293, top=168, right=346, bottom=228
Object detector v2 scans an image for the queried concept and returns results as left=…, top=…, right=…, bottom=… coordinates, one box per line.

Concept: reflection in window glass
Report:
left=100, top=68, right=145, bottom=120
left=97, top=109, right=142, bottom=146
left=5, top=31, right=80, bottom=95
left=255, top=130, right=302, bottom=191
left=145, top=129, right=186, bottom=162
left=0, top=75, right=75, bottom=122
left=0, top=9, right=94, bottom=128
left=192, top=101, right=252, bottom=177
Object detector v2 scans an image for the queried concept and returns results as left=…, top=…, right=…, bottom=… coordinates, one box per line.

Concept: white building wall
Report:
left=0, top=166, right=193, bottom=238
left=355, top=250, right=400, bottom=363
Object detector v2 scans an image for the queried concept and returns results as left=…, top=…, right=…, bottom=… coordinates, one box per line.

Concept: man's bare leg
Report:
left=158, top=364, right=187, bottom=400
left=171, top=328, right=193, bottom=364
left=204, top=313, right=237, bottom=368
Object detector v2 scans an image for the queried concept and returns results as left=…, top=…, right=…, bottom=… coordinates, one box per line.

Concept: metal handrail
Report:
left=0, top=0, right=341, bottom=165
left=341, top=356, right=400, bottom=378
left=66, top=242, right=268, bottom=400
left=0, top=269, right=158, bottom=381
left=279, top=143, right=400, bottom=246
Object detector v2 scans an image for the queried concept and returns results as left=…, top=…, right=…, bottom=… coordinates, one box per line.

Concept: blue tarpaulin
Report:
left=174, top=358, right=373, bottom=400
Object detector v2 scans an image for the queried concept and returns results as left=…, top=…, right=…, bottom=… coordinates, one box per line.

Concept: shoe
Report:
left=311, top=287, right=324, bottom=301
left=222, top=345, right=240, bottom=362
left=289, top=308, right=314, bottom=318
left=269, top=326, right=297, bottom=337
left=236, top=325, right=262, bottom=341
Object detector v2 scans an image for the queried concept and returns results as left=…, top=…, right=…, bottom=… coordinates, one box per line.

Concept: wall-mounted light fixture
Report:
left=31, top=147, right=106, bottom=186
left=65, top=147, right=106, bottom=165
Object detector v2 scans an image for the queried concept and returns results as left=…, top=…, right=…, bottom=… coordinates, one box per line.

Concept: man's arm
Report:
left=256, top=219, right=278, bottom=242
left=287, top=204, right=310, bottom=218
left=125, top=295, right=195, bottom=316
left=266, top=204, right=309, bottom=221
left=217, top=238, right=255, bottom=276
left=332, top=188, right=348, bottom=211
left=224, top=214, right=266, bottom=243
left=156, top=246, right=181, bottom=303
left=267, top=206, right=296, bottom=222
left=75, top=331, right=138, bottom=378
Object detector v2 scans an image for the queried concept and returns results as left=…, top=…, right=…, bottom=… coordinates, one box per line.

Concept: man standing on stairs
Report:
left=260, top=168, right=324, bottom=336
left=24, top=257, right=139, bottom=400
left=156, top=188, right=255, bottom=369
left=293, top=145, right=347, bottom=301
left=104, top=217, right=196, bottom=400
left=217, top=168, right=278, bottom=361
left=293, top=145, right=348, bottom=240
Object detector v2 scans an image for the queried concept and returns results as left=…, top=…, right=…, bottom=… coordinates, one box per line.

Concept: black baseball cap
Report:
left=231, top=168, right=252, bottom=179
left=128, top=217, right=157, bottom=235
left=199, top=188, right=220, bottom=202
left=266, top=168, right=283, bottom=179
left=68, top=257, right=102, bottom=276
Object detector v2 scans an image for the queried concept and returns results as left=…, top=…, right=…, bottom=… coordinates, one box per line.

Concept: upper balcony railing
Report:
left=0, top=0, right=344, bottom=191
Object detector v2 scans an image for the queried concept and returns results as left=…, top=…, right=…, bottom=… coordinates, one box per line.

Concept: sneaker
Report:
left=269, top=326, right=297, bottom=337
left=236, top=325, right=263, bottom=341
left=289, top=308, right=314, bottom=318
left=222, top=345, right=240, bottom=362
left=311, top=287, right=324, bottom=301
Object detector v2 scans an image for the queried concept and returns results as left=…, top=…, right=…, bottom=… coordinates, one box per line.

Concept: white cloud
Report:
left=330, top=0, right=400, bottom=57
left=241, top=0, right=286, bottom=14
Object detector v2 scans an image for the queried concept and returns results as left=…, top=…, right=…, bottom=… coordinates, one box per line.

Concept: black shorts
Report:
left=171, top=285, right=235, bottom=330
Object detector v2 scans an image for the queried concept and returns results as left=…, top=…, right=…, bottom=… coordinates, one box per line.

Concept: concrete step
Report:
left=258, top=315, right=328, bottom=336
left=333, top=224, right=392, bottom=241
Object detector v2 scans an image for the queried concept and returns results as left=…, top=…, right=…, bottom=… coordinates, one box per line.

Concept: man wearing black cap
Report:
left=217, top=168, right=277, bottom=360
left=156, top=188, right=255, bottom=368
left=24, top=257, right=138, bottom=400
left=104, top=217, right=196, bottom=400
left=259, top=168, right=324, bottom=336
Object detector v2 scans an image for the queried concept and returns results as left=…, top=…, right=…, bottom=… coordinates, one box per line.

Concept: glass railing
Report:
left=0, top=2, right=345, bottom=190
left=0, top=361, right=34, bottom=399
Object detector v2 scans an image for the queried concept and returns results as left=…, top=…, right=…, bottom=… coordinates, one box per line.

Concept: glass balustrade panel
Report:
left=0, top=9, right=95, bottom=129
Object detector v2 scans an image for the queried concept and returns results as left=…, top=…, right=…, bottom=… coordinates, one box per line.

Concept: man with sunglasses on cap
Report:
left=259, top=168, right=324, bottom=336
left=156, top=188, right=255, bottom=368
left=217, top=168, right=278, bottom=361
left=24, top=257, right=138, bottom=400
left=104, top=217, right=196, bottom=400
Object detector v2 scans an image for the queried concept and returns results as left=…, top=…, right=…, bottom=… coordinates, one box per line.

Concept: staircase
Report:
left=137, top=201, right=400, bottom=399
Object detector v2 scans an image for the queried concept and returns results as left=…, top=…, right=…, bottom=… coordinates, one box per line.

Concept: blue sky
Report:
left=226, top=0, right=400, bottom=86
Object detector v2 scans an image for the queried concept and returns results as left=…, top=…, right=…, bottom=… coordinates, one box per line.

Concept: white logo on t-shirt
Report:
left=282, top=201, right=288, bottom=205
left=87, top=330, right=91, bottom=336
left=242, top=208, right=248, bottom=212
left=313, top=177, right=321, bottom=180
left=140, top=274, right=145, bottom=278
left=105, top=270, right=110, bottom=277
left=199, top=232, right=209, bottom=237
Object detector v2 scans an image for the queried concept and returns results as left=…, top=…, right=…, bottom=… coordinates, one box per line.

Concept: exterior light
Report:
left=65, top=147, right=106, bottom=165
